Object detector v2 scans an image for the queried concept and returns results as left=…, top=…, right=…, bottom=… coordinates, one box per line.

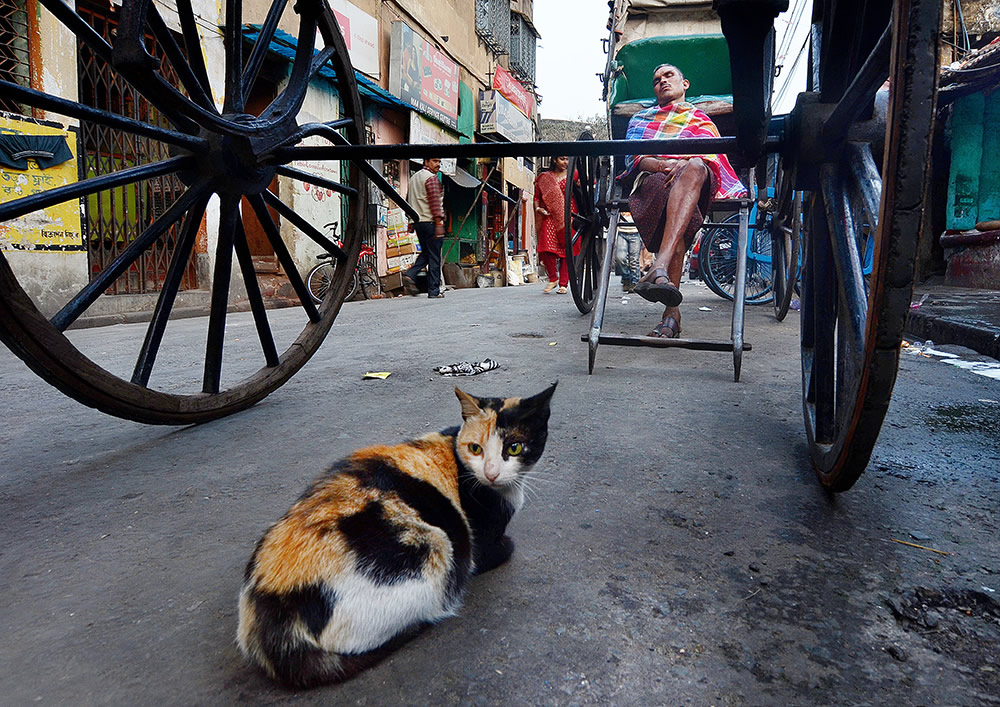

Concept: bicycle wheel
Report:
left=307, top=261, right=336, bottom=304
left=701, top=215, right=774, bottom=304
left=357, top=257, right=381, bottom=299
left=0, top=0, right=367, bottom=424
left=795, top=0, right=941, bottom=490
left=771, top=163, right=803, bottom=321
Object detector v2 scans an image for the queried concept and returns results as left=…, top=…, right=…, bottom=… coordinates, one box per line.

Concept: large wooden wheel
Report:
left=565, top=131, right=606, bottom=314
left=0, top=0, right=368, bottom=424
left=791, top=0, right=941, bottom=490
left=770, top=160, right=802, bottom=321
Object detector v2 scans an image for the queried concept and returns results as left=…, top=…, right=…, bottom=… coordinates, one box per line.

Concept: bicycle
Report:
left=700, top=204, right=775, bottom=305
left=306, top=222, right=381, bottom=303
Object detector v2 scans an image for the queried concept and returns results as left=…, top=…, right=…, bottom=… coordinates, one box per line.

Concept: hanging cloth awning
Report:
left=242, top=25, right=412, bottom=112
left=445, top=166, right=517, bottom=204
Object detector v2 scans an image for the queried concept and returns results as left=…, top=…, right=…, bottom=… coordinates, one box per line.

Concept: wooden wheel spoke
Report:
left=845, top=143, right=881, bottom=227
left=224, top=0, right=245, bottom=112
left=51, top=182, right=209, bottom=331
left=260, top=189, right=347, bottom=259
left=232, top=214, right=281, bottom=368
left=819, top=165, right=867, bottom=356
left=175, top=0, right=214, bottom=100
left=147, top=4, right=217, bottom=112
left=242, top=0, right=291, bottom=104
left=0, top=79, right=206, bottom=151
left=0, top=155, right=194, bottom=225
left=204, top=197, right=239, bottom=394
left=132, top=193, right=211, bottom=386
left=246, top=194, right=321, bottom=321
left=38, top=0, right=113, bottom=63
left=275, top=165, right=358, bottom=198
left=259, top=14, right=319, bottom=121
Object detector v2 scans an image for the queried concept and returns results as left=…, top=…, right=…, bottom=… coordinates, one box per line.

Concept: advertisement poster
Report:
left=492, top=64, right=535, bottom=118
left=327, top=0, right=379, bottom=77
left=388, top=21, right=459, bottom=130
left=480, top=90, right=533, bottom=142
left=408, top=113, right=458, bottom=176
left=0, top=115, right=83, bottom=251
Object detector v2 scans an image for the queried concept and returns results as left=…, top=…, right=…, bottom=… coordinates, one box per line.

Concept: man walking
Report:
left=404, top=158, right=446, bottom=298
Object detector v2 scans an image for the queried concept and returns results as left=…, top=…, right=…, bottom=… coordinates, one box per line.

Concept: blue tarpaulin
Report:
left=241, top=25, right=411, bottom=112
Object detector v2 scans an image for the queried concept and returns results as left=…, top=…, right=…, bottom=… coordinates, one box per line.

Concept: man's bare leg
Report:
left=640, top=157, right=709, bottom=285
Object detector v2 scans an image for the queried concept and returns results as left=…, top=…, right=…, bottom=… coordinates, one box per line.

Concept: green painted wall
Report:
left=947, top=92, right=985, bottom=229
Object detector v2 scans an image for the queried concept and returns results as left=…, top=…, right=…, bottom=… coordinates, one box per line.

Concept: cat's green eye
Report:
left=507, top=442, right=523, bottom=456
left=468, top=443, right=483, bottom=456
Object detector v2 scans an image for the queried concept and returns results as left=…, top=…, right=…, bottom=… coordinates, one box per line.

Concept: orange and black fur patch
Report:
left=237, top=383, right=556, bottom=688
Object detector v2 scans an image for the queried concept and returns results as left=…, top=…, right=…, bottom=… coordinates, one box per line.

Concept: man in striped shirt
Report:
left=403, top=158, right=447, bottom=299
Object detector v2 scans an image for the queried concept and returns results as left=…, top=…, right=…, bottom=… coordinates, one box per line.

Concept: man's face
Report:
left=652, top=65, right=689, bottom=106
left=425, top=158, right=441, bottom=173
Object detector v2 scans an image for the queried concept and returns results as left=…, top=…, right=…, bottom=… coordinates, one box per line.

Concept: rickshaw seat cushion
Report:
left=608, top=34, right=733, bottom=108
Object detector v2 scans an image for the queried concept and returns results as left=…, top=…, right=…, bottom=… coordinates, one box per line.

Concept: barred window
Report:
left=475, top=0, right=510, bottom=55
left=0, top=0, right=31, bottom=114
left=510, top=13, right=537, bottom=84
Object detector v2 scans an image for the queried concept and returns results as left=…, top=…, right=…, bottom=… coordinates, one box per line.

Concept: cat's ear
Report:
left=455, top=386, right=483, bottom=420
left=527, top=381, right=557, bottom=410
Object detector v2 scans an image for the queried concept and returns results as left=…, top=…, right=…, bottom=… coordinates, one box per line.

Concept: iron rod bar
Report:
left=275, top=165, right=359, bottom=198
left=132, top=193, right=210, bottom=386
left=584, top=334, right=753, bottom=352
left=246, top=193, right=321, bottom=322
left=587, top=204, right=619, bottom=373
left=272, top=136, right=783, bottom=163
left=730, top=178, right=751, bottom=382
left=0, top=80, right=207, bottom=150
left=0, top=155, right=194, bottom=223
left=260, top=189, right=348, bottom=260
left=51, top=182, right=209, bottom=331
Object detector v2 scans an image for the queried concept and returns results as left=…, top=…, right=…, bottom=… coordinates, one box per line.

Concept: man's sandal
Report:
left=634, top=267, right=683, bottom=306
left=648, top=316, right=681, bottom=339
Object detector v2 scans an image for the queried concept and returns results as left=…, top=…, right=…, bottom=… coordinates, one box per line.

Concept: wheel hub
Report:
left=185, top=114, right=285, bottom=196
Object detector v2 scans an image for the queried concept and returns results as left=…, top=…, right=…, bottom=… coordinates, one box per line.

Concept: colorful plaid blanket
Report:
left=622, top=102, right=747, bottom=199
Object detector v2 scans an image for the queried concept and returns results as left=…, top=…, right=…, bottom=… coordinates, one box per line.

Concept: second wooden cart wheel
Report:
left=0, top=0, right=367, bottom=424
left=792, top=0, right=941, bottom=490
left=565, top=131, right=606, bottom=314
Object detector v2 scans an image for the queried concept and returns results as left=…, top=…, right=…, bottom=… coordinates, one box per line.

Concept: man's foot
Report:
left=402, top=273, right=419, bottom=296
left=428, top=292, right=444, bottom=299
left=648, top=315, right=681, bottom=338
left=542, top=281, right=557, bottom=294
left=634, top=267, right=683, bottom=306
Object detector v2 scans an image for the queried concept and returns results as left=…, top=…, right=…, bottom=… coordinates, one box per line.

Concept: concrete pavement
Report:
left=2, top=279, right=999, bottom=705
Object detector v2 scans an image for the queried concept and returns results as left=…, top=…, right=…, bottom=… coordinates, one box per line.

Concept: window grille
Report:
left=510, top=13, right=537, bottom=84
left=475, top=0, right=509, bottom=55
left=77, top=1, right=196, bottom=295
left=0, top=0, right=31, bottom=114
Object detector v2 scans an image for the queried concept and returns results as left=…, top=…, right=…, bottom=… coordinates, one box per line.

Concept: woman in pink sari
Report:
left=534, top=156, right=578, bottom=294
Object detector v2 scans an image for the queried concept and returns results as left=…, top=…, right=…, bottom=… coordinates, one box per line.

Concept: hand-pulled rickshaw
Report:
left=0, top=0, right=942, bottom=491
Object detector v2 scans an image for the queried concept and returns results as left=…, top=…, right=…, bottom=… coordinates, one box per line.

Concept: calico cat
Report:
left=237, top=382, right=556, bottom=687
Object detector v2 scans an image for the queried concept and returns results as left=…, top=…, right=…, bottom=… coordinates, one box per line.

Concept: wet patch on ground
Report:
left=924, top=401, right=1000, bottom=447
left=886, top=587, right=1000, bottom=694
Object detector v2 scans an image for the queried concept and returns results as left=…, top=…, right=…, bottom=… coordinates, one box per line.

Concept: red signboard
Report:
left=388, top=22, right=460, bottom=130
left=492, top=64, right=534, bottom=118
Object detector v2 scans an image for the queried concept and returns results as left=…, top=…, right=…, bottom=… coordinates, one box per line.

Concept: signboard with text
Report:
left=480, top=90, right=533, bottom=142
left=492, top=64, right=534, bottom=117
left=388, top=21, right=459, bottom=130
left=408, top=113, right=457, bottom=176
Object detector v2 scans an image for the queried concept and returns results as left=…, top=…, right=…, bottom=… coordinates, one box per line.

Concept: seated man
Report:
left=621, top=63, right=747, bottom=338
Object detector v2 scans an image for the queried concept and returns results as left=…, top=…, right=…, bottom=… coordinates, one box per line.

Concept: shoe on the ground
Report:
left=557, top=286, right=567, bottom=294
left=542, top=281, right=557, bottom=294
left=402, top=273, right=419, bottom=296
left=428, top=293, right=445, bottom=298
